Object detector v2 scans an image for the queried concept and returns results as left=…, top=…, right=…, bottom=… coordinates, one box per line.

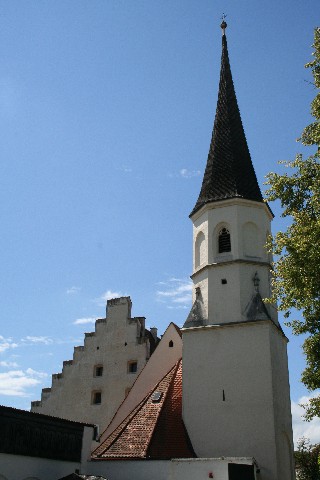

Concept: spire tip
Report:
left=220, top=14, right=227, bottom=35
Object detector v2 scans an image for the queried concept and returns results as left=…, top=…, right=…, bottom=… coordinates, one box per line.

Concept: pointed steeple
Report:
left=190, top=22, right=263, bottom=217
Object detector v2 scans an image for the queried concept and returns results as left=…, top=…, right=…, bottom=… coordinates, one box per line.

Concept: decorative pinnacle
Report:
left=220, top=14, right=227, bottom=35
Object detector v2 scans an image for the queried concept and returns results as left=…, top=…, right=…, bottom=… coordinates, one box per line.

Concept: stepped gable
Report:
left=190, top=22, right=263, bottom=217
left=92, top=359, right=195, bottom=460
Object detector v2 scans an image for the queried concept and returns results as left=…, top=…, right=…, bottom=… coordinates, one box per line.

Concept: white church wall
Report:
left=191, top=198, right=277, bottom=325
left=85, top=459, right=170, bottom=480
left=182, top=321, right=293, bottom=480
left=85, top=457, right=256, bottom=480
left=31, top=297, right=150, bottom=434
left=269, top=325, right=296, bottom=479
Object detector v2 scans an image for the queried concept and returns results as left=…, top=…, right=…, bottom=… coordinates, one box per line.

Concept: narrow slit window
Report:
left=218, top=228, right=231, bottom=253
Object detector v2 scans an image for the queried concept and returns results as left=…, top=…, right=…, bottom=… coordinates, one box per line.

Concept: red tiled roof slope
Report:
left=147, top=360, right=195, bottom=459
left=92, top=360, right=195, bottom=461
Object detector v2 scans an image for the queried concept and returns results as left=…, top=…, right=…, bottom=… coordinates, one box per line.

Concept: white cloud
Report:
left=0, top=361, right=19, bottom=368
left=179, top=168, right=201, bottom=179
left=0, top=369, right=47, bottom=397
left=73, top=317, right=97, bottom=325
left=25, top=368, right=48, bottom=379
left=95, top=289, right=125, bottom=306
left=21, top=336, right=53, bottom=345
left=121, top=165, right=132, bottom=173
left=292, top=393, right=320, bottom=447
left=0, top=336, right=18, bottom=353
left=156, top=277, right=192, bottom=309
left=66, top=286, right=81, bottom=295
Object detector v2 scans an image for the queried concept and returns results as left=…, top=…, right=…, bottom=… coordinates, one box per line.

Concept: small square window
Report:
left=92, top=391, right=102, bottom=405
left=128, top=361, right=137, bottom=374
left=94, top=365, right=103, bottom=377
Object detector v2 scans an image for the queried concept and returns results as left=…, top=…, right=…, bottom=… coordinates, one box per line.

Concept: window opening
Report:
left=128, top=361, right=137, bottom=373
left=218, top=227, right=231, bottom=253
left=92, top=391, right=102, bottom=405
left=94, top=365, right=103, bottom=377
left=169, top=340, right=174, bottom=347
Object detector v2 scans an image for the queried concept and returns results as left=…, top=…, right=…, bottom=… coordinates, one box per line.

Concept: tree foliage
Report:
left=265, top=27, right=320, bottom=420
left=295, top=438, right=320, bottom=480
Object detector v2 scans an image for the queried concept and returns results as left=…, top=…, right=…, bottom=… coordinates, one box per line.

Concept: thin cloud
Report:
left=66, top=286, right=81, bottom=295
left=292, top=393, right=320, bottom=447
left=0, top=368, right=47, bottom=397
left=121, top=165, right=132, bottom=173
left=0, top=336, right=18, bottom=354
left=95, top=289, right=125, bottom=306
left=179, top=168, right=201, bottom=178
left=21, top=336, right=53, bottom=345
left=0, top=361, right=19, bottom=368
left=156, top=277, right=192, bottom=309
left=73, top=317, right=97, bottom=326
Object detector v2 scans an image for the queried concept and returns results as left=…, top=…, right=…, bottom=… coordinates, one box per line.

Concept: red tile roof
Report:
left=92, top=360, right=195, bottom=461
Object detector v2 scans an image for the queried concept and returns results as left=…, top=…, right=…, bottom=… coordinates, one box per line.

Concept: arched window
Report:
left=218, top=227, right=231, bottom=253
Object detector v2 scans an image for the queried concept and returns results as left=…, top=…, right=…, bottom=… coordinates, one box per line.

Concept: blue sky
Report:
left=0, top=0, right=319, bottom=445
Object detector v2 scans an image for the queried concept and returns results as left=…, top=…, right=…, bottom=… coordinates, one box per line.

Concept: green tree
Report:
left=265, top=27, right=320, bottom=420
left=295, top=438, right=320, bottom=480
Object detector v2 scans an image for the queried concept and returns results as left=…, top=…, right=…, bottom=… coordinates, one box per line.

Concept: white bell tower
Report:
left=182, top=21, right=295, bottom=480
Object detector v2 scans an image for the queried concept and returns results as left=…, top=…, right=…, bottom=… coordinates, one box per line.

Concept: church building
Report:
left=1, top=22, right=295, bottom=480
left=84, top=21, right=295, bottom=480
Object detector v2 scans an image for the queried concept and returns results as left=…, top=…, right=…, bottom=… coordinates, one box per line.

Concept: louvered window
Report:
left=218, top=228, right=231, bottom=253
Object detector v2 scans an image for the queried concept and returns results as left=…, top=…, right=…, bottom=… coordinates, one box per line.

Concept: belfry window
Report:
left=218, top=228, right=231, bottom=253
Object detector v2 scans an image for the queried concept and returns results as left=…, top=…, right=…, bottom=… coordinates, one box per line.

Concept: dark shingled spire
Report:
left=190, top=22, right=263, bottom=217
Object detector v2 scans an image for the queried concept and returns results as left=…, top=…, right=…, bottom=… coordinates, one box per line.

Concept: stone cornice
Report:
left=191, top=259, right=272, bottom=279
left=181, top=318, right=288, bottom=341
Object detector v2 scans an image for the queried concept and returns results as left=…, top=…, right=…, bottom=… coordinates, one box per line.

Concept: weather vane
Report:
left=220, top=13, right=227, bottom=34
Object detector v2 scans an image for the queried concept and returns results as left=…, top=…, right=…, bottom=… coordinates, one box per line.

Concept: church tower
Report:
left=182, top=22, right=295, bottom=479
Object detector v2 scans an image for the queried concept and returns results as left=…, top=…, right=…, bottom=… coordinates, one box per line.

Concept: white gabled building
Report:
left=31, top=296, right=159, bottom=435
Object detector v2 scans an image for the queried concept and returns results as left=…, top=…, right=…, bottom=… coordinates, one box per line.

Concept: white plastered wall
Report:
left=31, top=297, right=150, bottom=434
left=191, top=199, right=277, bottom=325
left=85, top=457, right=256, bottom=480
left=182, top=321, right=294, bottom=480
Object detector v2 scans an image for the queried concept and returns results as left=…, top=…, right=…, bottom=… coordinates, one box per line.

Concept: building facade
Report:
left=31, top=296, right=158, bottom=433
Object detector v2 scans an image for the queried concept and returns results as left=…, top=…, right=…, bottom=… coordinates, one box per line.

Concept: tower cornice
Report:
left=190, top=197, right=274, bottom=222
left=191, top=258, right=272, bottom=280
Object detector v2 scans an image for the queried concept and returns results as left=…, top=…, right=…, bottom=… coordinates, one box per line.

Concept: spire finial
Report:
left=220, top=14, right=227, bottom=35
